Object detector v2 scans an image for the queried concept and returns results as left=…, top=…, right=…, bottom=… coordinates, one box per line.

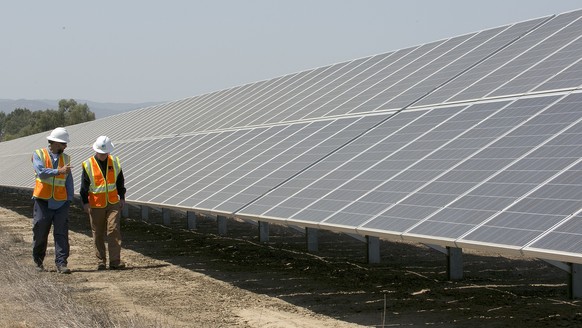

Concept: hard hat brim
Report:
left=47, top=136, right=68, bottom=143
left=93, top=142, right=114, bottom=154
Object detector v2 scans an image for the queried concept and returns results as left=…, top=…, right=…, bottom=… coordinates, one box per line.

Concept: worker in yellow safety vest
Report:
left=80, top=136, right=127, bottom=270
left=31, top=127, right=74, bottom=274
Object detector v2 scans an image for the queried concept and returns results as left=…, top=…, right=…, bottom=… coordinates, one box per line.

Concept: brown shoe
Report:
left=109, top=262, right=126, bottom=270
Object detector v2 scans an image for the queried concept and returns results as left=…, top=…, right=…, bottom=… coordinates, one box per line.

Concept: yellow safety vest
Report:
left=83, top=155, right=121, bottom=208
left=32, top=148, right=70, bottom=201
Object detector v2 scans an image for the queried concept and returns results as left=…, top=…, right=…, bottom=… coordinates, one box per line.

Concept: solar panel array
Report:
left=0, top=9, right=581, bottom=266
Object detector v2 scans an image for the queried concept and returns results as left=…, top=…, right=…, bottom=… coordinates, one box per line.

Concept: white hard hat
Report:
left=46, top=127, right=70, bottom=143
left=92, top=136, right=115, bottom=154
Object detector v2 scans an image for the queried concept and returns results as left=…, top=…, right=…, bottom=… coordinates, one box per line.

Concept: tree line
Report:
left=0, top=99, right=95, bottom=142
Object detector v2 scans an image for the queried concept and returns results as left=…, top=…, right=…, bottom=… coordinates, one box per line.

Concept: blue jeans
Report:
left=32, top=199, right=70, bottom=267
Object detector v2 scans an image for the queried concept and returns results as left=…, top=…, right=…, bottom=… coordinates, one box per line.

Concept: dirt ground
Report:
left=0, top=189, right=581, bottom=328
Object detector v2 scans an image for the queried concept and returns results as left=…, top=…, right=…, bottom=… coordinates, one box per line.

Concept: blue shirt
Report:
left=32, top=147, right=74, bottom=209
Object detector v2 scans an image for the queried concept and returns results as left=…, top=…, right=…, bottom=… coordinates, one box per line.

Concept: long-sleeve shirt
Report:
left=79, top=155, right=126, bottom=205
left=31, top=147, right=74, bottom=209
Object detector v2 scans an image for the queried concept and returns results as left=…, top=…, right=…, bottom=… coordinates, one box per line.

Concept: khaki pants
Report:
left=89, top=203, right=122, bottom=266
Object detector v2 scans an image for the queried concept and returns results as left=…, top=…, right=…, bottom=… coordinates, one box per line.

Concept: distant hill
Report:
left=0, top=99, right=165, bottom=119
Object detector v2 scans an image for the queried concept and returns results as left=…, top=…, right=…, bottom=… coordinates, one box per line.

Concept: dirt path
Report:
left=1, top=189, right=581, bottom=327
left=0, top=206, right=363, bottom=327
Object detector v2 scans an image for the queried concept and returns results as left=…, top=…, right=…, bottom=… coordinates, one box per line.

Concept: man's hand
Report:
left=120, top=199, right=126, bottom=211
left=57, top=164, right=72, bottom=175
left=83, top=203, right=90, bottom=214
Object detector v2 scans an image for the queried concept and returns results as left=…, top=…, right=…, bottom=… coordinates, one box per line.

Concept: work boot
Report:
left=97, top=263, right=106, bottom=271
left=57, top=265, right=71, bottom=274
left=109, top=262, right=126, bottom=270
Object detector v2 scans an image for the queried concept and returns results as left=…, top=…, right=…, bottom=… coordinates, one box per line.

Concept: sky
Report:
left=2, top=1, right=581, bottom=104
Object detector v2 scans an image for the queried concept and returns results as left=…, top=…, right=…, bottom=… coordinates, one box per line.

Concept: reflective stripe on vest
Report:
left=83, top=155, right=121, bottom=208
left=32, top=148, right=69, bottom=201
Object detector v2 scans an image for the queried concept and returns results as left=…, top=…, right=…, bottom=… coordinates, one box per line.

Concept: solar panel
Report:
left=488, top=37, right=582, bottom=96
left=341, top=97, right=559, bottom=230
left=526, top=211, right=582, bottom=258
left=321, top=41, right=446, bottom=117
left=239, top=57, right=374, bottom=127
left=195, top=114, right=391, bottom=212
left=200, top=72, right=314, bottom=130
left=305, top=47, right=418, bottom=119
left=460, top=130, right=581, bottom=242
left=406, top=93, right=582, bottom=242
left=448, top=12, right=582, bottom=102
left=415, top=11, right=581, bottom=107
left=240, top=105, right=470, bottom=222
left=264, top=54, right=393, bottom=124
left=225, top=64, right=352, bottom=128
left=136, top=128, right=268, bottom=204
left=412, top=15, right=552, bottom=107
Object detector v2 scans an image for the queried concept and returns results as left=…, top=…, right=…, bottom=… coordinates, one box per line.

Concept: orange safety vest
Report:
left=32, top=148, right=70, bottom=201
left=83, top=155, right=121, bottom=208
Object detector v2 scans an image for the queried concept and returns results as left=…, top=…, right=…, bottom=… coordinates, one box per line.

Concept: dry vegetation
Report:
left=1, top=188, right=582, bottom=327
left=0, top=219, right=165, bottom=328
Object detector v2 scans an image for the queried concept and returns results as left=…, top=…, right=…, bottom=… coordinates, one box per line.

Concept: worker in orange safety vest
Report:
left=31, top=127, right=74, bottom=274
left=80, top=136, right=127, bottom=271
